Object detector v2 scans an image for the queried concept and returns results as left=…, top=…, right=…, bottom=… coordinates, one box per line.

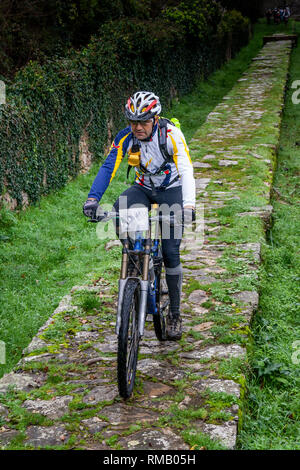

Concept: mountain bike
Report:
left=89, top=204, right=180, bottom=399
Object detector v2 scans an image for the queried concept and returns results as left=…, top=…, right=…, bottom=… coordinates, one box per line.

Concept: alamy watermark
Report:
left=291, top=80, right=300, bottom=104
left=95, top=198, right=205, bottom=249
left=291, top=341, right=300, bottom=365
left=0, top=80, right=6, bottom=106
left=0, top=340, right=6, bottom=364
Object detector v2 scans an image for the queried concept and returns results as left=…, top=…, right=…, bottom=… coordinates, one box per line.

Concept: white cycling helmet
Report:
left=125, top=91, right=162, bottom=121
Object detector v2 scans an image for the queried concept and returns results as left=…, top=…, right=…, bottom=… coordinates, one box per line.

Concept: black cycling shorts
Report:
left=113, top=183, right=183, bottom=269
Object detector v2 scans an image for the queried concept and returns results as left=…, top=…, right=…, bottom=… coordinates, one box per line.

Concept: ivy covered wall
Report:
left=0, top=3, right=250, bottom=209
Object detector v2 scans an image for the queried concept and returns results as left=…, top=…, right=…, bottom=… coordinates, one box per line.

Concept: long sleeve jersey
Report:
left=88, top=121, right=196, bottom=207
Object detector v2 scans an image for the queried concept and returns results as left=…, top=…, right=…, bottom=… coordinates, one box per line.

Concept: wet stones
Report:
left=82, top=385, right=118, bottom=404
left=137, top=359, right=186, bottom=382
left=22, top=396, right=73, bottom=419
left=237, top=205, right=273, bottom=227
left=0, top=429, right=19, bottom=447
left=118, top=428, right=190, bottom=451
left=81, top=417, right=108, bottom=434
left=188, top=290, right=209, bottom=305
left=0, top=404, right=9, bottom=417
left=195, top=178, right=211, bottom=189
left=191, top=379, right=241, bottom=398
left=202, top=422, right=237, bottom=450
left=179, top=344, right=246, bottom=361
left=141, top=381, right=173, bottom=398
left=190, top=321, right=214, bottom=332
left=197, top=163, right=212, bottom=168
left=233, top=291, right=259, bottom=318
left=25, top=425, right=70, bottom=448
left=0, top=372, right=39, bottom=394
left=23, top=337, right=48, bottom=355
left=99, top=404, right=159, bottom=426
left=202, top=154, right=216, bottom=160
left=218, top=160, right=239, bottom=167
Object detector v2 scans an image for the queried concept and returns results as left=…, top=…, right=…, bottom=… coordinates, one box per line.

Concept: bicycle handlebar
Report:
left=88, top=211, right=181, bottom=226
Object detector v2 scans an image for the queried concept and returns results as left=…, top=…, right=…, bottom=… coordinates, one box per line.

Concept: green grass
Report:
left=237, top=27, right=300, bottom=450
left=181, top=429, right=228, bottom=450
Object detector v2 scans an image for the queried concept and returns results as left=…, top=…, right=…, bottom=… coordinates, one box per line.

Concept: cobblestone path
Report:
left=0, top=38, right=293, bottom=450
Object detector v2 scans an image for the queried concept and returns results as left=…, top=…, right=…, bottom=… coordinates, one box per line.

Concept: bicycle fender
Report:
left=138, top=279, right=149, bottom=337
left=115, top=277, right=148, bottom=337
left=115, top=278, right=128, bottom=336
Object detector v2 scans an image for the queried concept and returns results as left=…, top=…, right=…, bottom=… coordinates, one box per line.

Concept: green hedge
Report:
left=0, top=7, right=250, bottom=209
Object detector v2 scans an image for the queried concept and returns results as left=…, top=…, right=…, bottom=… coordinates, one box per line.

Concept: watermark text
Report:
left=0, top=341, right=6, bottom=364
left=0, top=80, right=6, bottom=105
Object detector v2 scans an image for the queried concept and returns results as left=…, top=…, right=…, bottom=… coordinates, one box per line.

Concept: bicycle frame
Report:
left=90, top=205, right=178, bottom=338
left=116, top=211, right=161, bottom=338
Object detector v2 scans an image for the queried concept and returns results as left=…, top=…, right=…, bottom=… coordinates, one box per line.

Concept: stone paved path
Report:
left=0, top=39, right=292, bottom=450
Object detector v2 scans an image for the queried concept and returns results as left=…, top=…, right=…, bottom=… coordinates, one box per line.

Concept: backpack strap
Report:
left=157, top=118, right=174, bottom=164
left=127, top=119, right=177, bottom=189
left=131, top=134, right=140, bottom=154
left=127, top=134, right=141, bottom=180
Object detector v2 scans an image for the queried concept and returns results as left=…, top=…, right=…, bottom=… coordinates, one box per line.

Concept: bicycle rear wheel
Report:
left=117, top=279, right=141, bottom=399
left=153, top=258, right=169, bottom=341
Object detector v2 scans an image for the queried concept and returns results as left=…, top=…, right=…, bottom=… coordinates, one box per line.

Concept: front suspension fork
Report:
left=115, top=237, right=151, bottom=337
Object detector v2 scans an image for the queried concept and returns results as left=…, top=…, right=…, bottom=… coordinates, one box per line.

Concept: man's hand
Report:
left=175, top=206, right=196, bottom=225
left=83, top=198, right=99, bottom=219
left=183, top=206, right=196, bottom=225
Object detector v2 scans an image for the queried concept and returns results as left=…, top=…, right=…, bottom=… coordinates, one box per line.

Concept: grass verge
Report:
left=237, top=25, right=300, bottom=450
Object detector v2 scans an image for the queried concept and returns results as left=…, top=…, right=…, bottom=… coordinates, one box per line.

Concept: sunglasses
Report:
left=129, top=120, right=153, bottom=127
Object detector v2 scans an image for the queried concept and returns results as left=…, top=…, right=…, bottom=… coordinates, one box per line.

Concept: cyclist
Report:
left=83, top=91, right=196, bottom=340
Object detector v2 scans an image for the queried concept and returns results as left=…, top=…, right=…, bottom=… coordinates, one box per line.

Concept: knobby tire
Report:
left=117, top=279, right=141, bottom=399
left=153, top=258, right=168, bottom=341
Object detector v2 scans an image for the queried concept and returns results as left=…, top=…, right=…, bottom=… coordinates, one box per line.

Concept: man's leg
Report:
left=165, top=264, right=183, bottom=317
left=163, top=242, right=183, bottom=340
left=113, top=184, right=151, bottom=238
left=157, top=186, right=184, bottom=340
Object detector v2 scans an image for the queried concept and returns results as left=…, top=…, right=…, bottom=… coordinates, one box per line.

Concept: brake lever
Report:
left=87, top=212, right=109, bottom=223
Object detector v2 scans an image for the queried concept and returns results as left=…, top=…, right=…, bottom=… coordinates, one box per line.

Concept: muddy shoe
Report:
left=166, top=315, right=182, bottom=341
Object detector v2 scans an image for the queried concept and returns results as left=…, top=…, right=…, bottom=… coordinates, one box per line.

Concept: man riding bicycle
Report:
left=83, top=91, right=196, bottom=340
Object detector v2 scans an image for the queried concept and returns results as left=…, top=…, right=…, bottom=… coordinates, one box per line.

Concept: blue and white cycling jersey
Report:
left=88, top=120, right=196, bottom=207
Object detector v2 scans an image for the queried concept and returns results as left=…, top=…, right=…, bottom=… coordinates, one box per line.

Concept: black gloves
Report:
left=174, top=208, right=196, bottom=226
left=83, top=199, right=99, bottom=219
left=182, top=208, right=196, bottom=225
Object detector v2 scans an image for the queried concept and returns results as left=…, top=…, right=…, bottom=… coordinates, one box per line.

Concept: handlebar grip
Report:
left=88, top=211, right=108, bottom=223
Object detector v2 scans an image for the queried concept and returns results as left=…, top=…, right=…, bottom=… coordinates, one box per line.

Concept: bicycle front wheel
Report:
left=153, top=260, right=169, bottom=341
left=117, top=279, right=141, bottom=399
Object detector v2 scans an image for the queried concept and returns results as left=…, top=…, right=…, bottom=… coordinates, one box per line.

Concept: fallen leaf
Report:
left=193, top=321, right=214, bottom=332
